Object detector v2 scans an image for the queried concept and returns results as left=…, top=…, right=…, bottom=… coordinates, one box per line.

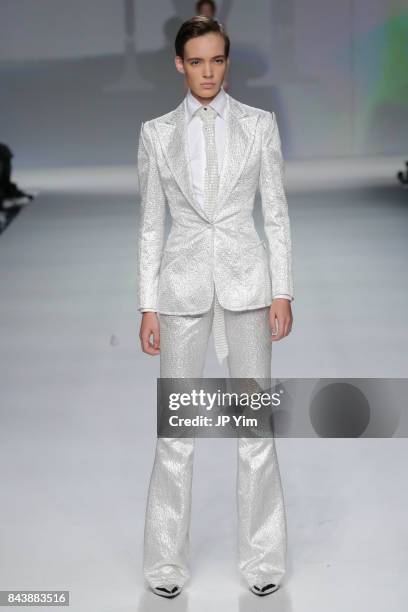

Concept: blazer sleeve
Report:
left=259, top=111, right=294, bottom=301
left=136, top=121, right=167, bottom=312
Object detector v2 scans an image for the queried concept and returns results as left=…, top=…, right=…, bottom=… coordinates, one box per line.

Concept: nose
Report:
left=203, top=62, right=213, bottom=77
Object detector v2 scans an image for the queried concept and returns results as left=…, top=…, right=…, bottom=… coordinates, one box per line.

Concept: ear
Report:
left=174, top=56, right=185, bottom=75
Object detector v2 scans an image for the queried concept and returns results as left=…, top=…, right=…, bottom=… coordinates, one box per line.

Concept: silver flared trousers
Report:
left=143, top=290, right=287, bottom=589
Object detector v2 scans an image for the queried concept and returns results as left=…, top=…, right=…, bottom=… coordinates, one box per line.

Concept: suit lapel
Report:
left=153, top=93, right=259, bottom=221
left=154, top=100, right=208, bottom=221
left=215, top=96, right=259, bottom=218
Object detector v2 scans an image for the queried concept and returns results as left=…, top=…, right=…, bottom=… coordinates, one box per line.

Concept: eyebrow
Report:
left=186, top=54, right=225, bottom=61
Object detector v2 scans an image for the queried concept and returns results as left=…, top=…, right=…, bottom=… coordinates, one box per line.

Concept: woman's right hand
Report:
left=139, top=312, right=160, bottom=356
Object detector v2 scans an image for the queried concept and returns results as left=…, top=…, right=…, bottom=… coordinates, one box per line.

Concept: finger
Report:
left=271, top=317, right=285, bottom=341
left=152, top=325, right=160, bottom=350
left=270, top=313, right=278, bottom=337
left=283, top=318, right=292, bottom=336
left=141, top=329, right=160, bottom=355
left=270, top=316, right=283, bottom=341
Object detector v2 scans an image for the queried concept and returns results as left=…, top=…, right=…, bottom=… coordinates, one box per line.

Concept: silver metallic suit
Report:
left=138, top=90, right=293, bottom=592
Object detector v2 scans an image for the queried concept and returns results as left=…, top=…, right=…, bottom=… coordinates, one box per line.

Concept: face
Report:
left=175, top=32, right=229, bottom=102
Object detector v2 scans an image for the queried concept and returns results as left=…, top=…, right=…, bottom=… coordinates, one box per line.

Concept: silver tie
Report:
left=196, top=105, right=228, bottom=364
left=196, top=105, right=219, bottom=221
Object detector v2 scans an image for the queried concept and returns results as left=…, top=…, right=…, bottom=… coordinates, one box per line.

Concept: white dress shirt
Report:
left=140, top=86, right=292, bottom=311
left=184, top=86, right=227, bottom=206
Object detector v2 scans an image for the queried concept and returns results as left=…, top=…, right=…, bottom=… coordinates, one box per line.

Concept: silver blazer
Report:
left=136, top=92, right=294, bottom=314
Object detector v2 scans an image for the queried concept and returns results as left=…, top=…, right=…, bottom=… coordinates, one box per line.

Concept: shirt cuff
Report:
left=273, top=294, right=294, bottom=302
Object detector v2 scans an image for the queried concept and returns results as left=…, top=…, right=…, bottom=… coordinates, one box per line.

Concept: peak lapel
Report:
left=153, top=101, right=211, bottom=222
left=214, top=95, right=259, bottom=219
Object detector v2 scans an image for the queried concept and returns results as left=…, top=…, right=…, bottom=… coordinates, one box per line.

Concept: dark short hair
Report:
left=196, top=0, right=216, bottom=14
left=175, top=16, right=230, bottom=59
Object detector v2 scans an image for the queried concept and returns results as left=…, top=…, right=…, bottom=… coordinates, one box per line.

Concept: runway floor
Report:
left=0, top=158, right=407, bottom=611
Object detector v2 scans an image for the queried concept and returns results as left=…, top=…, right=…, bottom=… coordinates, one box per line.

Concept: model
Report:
left=137, top=15, right=294, bottom=599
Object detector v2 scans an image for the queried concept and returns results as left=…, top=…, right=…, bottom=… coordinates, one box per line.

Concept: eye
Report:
left=215, top=58, right=224, bottom=63
left=190, top=60, right=199, bottom=65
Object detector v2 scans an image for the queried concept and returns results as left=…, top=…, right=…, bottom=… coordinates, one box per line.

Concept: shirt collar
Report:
left=185, top=86, right=228, bottom=123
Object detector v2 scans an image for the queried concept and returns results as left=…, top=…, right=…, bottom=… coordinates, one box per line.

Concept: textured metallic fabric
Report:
left=212, top=291, right=229, bottom=363
left=136, top=91, right=294, bottom=314
left=196, top=105, right=220, bottom=221
left=142, top=291, right=287, bottom=589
